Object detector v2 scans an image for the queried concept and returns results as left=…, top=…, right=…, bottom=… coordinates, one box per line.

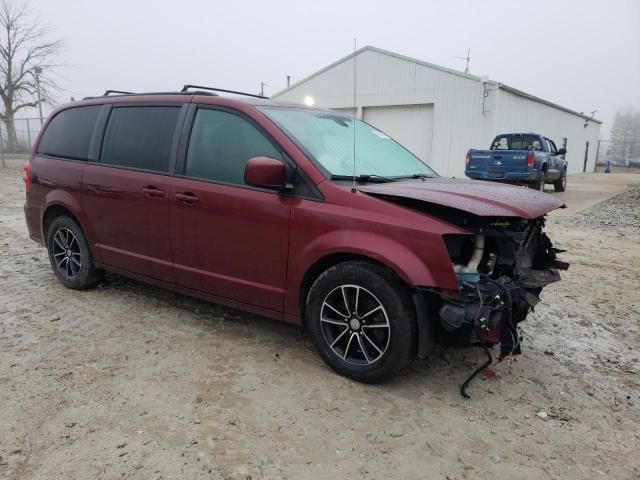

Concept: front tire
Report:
left=306, top=261, right=416, bottom=383
left=46, top=216, right=103, bottom=289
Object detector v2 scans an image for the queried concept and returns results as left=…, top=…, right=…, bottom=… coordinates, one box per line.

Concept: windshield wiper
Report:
left=330, top=174, right=397, bottom=183
left=393, top=173, right=433, bottom=180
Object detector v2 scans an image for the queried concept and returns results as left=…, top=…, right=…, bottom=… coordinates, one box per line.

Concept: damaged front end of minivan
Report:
left=432, top=215, right=569, bottom=396
left=358, top=178, right=569, bottom=394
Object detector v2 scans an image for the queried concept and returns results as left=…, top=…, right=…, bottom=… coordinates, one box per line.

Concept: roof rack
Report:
left=84, top=90, right=218, bottom=100
left=104, top=89, right=135, bottom=95
left=181, top=84, right=268, bottom=99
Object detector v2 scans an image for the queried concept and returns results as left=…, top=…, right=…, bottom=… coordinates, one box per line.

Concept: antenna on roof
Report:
left=455, top=48, right=471, bottom=74
left=584, top=110, right=597, bottom=128
left=351, top=38, right=357, bottom=194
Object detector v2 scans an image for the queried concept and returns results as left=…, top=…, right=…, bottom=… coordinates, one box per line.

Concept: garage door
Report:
left=363, top=104, right=434, bottom=164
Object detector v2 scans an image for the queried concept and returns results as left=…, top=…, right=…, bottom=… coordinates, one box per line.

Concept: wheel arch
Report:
left=40, top=195, right=100, bottom=262
left=42, top=204, right=81, bottom=241
left=298, top=252, right=412, bottom=326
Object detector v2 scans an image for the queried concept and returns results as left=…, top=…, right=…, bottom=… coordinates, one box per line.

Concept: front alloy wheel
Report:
left=306, top=261, right=416, bottom=383
left=320, top=285, right=390, bottom=365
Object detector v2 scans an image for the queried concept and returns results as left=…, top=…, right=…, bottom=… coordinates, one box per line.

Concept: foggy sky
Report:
left=28, top=0, right=640, bottom=135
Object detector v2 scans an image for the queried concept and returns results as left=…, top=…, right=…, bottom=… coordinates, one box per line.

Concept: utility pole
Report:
left=259, top=82, right=266, bottom=97
left=34, top=66, right=43, bottom=126
left=286, top=75, right=290, bottom=88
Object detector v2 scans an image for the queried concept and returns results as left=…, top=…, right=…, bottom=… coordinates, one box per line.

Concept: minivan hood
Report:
left=358, top=178, right=564, bottom=219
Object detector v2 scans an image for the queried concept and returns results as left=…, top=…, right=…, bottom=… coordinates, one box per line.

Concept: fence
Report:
left=0, top=117, right=42, bottom=153
left=595, top=138, right=640, bottom=171
left=0, top=117, right=42, bottom=168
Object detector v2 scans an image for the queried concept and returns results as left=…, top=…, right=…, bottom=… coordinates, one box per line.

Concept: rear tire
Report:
left=305, top=261, right=416, bottom=383
left=46, top=216, right=103, bottom=289
left=529, top=172, right=546, bottom=191
left=554, top=170, right=567, bottom=192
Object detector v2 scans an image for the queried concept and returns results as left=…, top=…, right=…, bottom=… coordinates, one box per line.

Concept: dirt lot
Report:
left=1, top=167, right=639, bottom=480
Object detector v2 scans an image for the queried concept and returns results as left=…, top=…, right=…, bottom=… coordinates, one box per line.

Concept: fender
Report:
left=284, top=229, right=456, bottom=320
left=41, top=189, right=102, bottom=263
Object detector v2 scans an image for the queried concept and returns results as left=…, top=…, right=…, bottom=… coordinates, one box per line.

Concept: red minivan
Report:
left=23, top=87, right=568, bottom=385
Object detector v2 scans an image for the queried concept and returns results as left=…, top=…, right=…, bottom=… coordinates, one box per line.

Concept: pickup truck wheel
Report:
left=46, top=216, right=103, bottom=290
left=305, top=261, right=416, bottom=383
left=554, top=171, right=567, bottom=192
left=529, top=177, right=545, bottom=191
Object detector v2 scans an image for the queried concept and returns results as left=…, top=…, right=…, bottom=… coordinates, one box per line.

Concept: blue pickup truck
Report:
left=465, top=133, right=567, bottom=191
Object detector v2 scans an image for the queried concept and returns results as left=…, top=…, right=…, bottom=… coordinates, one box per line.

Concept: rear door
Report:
left=82, top=104, right=186, bottom=282
left=169, top=105, right=292, bottom=312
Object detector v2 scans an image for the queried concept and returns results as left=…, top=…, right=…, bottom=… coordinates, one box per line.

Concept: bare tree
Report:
left=0, top=0, right=62, bottom=152
left=608, top=107, right=640, bottom=165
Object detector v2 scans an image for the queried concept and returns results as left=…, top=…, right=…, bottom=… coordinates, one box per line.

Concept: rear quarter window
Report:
left=37, top=105, right=102, bottom=160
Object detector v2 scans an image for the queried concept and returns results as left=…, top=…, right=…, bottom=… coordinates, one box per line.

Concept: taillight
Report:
left=527, top=152, right=534, bottom=168
left=465, top=153, right=470, bottom=168
left=23, top=162, right=30, bottom=192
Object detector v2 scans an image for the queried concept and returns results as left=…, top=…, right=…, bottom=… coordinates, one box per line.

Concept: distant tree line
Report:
left=607, top=108, right=640, bottom=164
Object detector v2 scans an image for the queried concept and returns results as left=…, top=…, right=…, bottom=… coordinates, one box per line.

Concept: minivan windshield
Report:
left=259, top=107, right=438, bottom=179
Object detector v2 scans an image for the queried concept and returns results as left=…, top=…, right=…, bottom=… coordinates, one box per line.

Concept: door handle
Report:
left=174, top=192, right=200, bottom=204
left=142, top=186, right=166, bottom=198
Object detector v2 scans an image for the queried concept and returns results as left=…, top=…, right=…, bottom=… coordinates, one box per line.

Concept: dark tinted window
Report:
left=185, top=108, right=281, bottom=185
left=101, top=106, right=181, bottom=172
left=491, top=134, right=542, bottom=151
left=38, top=106, right=101, bottom=160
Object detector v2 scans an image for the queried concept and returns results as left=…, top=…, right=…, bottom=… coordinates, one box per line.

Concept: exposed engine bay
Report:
left=437, top=215, right=569, bottom=395
left=440, top=216, right=568, bottom=353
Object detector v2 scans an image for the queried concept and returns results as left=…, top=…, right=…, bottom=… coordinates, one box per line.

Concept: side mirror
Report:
left=244, top=156, right=287, bottom=190
left=557, top=148, right=567, bottom=156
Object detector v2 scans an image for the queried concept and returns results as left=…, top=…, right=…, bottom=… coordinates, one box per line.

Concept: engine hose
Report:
left=460, top=344, right=493, bottom=399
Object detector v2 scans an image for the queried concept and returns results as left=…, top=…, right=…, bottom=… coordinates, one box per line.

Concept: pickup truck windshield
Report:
left=491, top=134, right=542, bottom=151
left=259, top=107, right=437, bottom=179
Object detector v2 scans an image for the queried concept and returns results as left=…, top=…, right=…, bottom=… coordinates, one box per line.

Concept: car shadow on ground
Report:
left=95, top=272, right=495, bottom=397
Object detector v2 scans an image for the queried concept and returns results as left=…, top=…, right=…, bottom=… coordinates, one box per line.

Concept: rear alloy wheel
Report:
left=306, top=261, right=416, bottom=383
left=46, top=216, right=103, bottom=289
left=52, top=227, right=82, bottom=278
left=554, top=171, right=567, bottom=192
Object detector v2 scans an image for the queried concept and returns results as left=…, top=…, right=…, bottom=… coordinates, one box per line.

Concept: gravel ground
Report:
left=1, top=168, right=639, bottom=480
left=557, top=184, right=640, bottom=229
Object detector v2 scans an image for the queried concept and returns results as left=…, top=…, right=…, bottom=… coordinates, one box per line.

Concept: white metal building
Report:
left=272, top=46, right=602, bottom=178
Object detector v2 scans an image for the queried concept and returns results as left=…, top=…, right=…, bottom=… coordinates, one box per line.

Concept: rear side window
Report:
left=38, top=106, right=101, bottom=160
left=101, top=106, right=181, bottom=172
left=185, top=108, right=282, bottom=185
